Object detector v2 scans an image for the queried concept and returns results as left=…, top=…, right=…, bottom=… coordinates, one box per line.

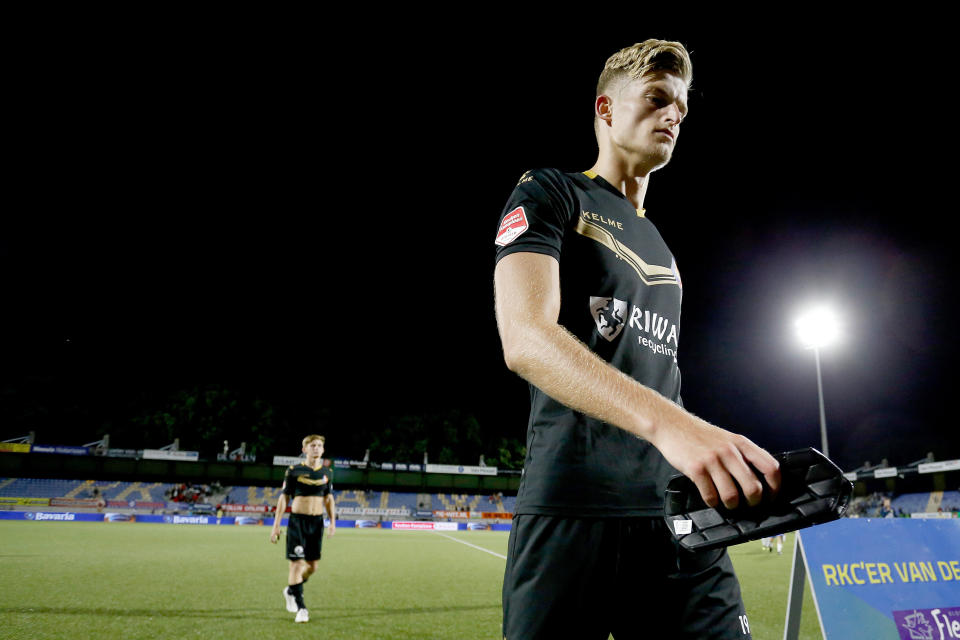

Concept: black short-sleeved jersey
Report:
left=495, top=168, right=684, bottom=517
left=281, top=464, right=333, bottom=499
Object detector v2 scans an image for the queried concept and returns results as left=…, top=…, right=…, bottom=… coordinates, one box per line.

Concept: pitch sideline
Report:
left=433, top=531, right=508, bottom=560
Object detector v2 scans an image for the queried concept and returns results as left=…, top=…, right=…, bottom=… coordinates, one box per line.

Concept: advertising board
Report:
left=786, top=518, right=960, bottom=639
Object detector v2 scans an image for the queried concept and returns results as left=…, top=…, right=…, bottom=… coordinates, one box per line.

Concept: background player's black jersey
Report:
left=281, top=464, right=333, bottom=499
left=495, top=168, right=683, bottom=516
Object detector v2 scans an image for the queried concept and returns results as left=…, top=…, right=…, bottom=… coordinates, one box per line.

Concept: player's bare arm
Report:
left=494, top=251, right=781, bottom=509
left=325, top=494, right=336, bottom=536
left=270, top=492, right=287, bottom=543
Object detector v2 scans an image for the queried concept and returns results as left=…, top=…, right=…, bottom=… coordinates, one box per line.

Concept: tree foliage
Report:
left=130, top=384, right=276, bottom=454
left=367, top=409, right=526, bottom=469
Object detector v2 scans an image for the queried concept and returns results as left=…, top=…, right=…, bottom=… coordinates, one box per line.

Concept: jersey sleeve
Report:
left=494, top=169, right=576, bottom=263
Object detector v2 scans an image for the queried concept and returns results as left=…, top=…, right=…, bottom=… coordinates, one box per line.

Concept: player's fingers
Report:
left=740, top=440, right=781, bottom=496
left=720, top=444, right=764, bottom=507
left=688, top=467, right=720, bottom=509
left=708, top=461, right=742, bottom=510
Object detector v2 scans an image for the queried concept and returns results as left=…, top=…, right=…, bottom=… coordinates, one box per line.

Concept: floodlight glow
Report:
left=795, top=306, right=841, bottom=350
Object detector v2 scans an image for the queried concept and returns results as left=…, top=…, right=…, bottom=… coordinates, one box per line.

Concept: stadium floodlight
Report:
left=795, top=306, right=841, bottom=350
left=794, top=305, right=842, bottom=459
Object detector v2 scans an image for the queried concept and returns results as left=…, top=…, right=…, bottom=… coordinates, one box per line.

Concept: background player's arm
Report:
left=494, top=251, right=780, bottom=509
left=270, top=492, right=288, bottom=543
left=325, top=493, right=336, bottom=536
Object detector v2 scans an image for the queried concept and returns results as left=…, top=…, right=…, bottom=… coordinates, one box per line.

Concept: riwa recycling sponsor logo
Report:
left=589, top=295, right=678, bottom=358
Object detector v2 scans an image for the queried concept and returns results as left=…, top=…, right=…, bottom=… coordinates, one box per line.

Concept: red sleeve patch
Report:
left=495, top=206, right=529, bottom=246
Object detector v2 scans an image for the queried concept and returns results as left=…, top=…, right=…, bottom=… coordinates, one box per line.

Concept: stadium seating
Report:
left=0, top=478, right=222, bottom=507
left=0, top=478, right=85, bottom=498
left=384, top=492, right=418, bottom=511
left=224, top=485, right=280, bottom=505
left=940, top=490, right=960, bottom=512
left=891, top=492, right=931, bottom=515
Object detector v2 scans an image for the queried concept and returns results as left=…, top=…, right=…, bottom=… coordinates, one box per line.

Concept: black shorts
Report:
left=286, top=513, right=324, bottom=562
left=502, top=515, right=752, bottom=640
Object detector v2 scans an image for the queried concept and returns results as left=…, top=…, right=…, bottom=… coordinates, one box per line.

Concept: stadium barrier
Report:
left=433, top=510, right=470, bottom=519
left=0, top=511, right=512, bottom=531
left=219, top=504, right=272, bottom=513
left=388, top=520, right=511, bottom=532
left=50, top=498, right=102, bottom=508
left=432, top=510, right=514, bottom=520
left=0, top=497, right=50, bottom=506
left=392, top=521, right=459, bottom=531
left=337, top=507, right=412, bottom=517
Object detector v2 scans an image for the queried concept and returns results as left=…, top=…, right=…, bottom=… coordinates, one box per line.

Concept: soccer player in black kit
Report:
left=494, top=40, right=782, bottom=639
left=270, top=434, right=336, bottom=623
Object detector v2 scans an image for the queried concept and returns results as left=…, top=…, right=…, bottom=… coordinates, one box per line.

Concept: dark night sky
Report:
left=3, top=18, right=957, bottom=471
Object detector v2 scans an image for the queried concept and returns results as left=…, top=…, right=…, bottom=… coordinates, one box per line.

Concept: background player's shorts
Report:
left=502, top=515, right=752, bottom=640
left=286, top=513, right=324, bottom=561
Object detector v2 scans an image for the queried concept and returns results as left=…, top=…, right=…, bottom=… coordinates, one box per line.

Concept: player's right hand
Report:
left=651, top=415, right=781, bottom=510
left=270, top=530, right=280, bottom=544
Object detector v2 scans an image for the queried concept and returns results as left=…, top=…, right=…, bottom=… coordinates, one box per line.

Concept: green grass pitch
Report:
left=0, top=521, right=821, bottom=639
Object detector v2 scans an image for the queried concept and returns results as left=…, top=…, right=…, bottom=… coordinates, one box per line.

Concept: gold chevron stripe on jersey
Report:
left=297, top=476, right=329, bottom=486
left=574, top=217, right=679, bottom=286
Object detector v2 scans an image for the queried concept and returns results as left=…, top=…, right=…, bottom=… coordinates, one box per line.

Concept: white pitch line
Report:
left=433, top=531, right=507, bottom=560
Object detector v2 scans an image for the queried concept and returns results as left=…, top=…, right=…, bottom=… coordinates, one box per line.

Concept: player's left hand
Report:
left=328, top=523, right=336, bottom=537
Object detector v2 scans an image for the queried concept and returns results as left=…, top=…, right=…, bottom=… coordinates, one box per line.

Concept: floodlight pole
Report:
left=813, top=346, right=829, bottom=458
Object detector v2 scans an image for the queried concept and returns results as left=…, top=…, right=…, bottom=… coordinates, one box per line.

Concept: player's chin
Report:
left=647, top=146, right=674, bottom=170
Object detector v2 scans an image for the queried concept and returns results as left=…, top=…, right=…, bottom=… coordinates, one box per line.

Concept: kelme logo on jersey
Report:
left=495, top=207, right=529, bottom=246
left=590, top=296, right=628, bottom=341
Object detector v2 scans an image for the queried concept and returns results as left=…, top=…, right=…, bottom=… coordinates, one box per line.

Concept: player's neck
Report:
left=305, top=456, right=321, bottom=469
left=589, top=156, right=650, bottom=209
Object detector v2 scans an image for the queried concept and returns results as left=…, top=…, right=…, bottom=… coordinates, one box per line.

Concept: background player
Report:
left=762, top=533, right=786, bottom=554
left=494, top=39, right=781, bottom=638
left=270, top=434, right=336, bottom=623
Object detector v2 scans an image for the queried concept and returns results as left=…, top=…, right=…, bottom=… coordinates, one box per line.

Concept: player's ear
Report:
left=595, top=94, right=613, bottom=127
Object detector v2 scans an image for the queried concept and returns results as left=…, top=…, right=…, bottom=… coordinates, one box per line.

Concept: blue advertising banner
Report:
left=0, top=511, right=104, bottom=522
left=798, top=518, right=960, bottom=639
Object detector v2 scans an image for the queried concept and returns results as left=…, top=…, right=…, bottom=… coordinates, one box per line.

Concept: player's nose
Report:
left=665, top=103, right=682, bottom=127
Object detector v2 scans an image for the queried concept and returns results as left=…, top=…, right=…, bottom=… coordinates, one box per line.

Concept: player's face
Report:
left=303, top=440, right=324, bottom=459
left=607, top=72, right=688, bottom=170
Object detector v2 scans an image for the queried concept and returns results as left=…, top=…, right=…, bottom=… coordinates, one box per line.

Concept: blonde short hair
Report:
left=302, top=434, right=325, bottom=448
left=597, top=39, right=693, bottom=97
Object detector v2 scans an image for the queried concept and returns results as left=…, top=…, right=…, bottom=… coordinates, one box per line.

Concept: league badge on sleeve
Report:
left=495, top=207, right=529, bottom=246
